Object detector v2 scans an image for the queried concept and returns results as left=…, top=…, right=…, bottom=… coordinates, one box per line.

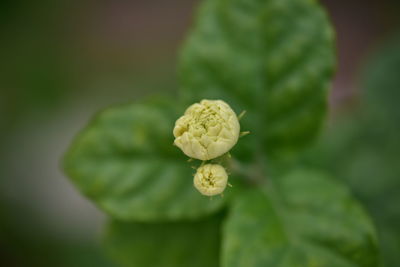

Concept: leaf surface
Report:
left=222, top=169, right=379, bottom=267
left=104, top=214, right=222, bottom=267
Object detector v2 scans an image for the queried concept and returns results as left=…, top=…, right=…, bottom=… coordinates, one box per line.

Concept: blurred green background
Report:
left=1, top=0, right=399, bottom=266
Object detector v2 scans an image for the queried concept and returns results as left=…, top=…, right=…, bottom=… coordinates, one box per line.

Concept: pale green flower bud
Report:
left=193, top=164, right=228, bottom=196
left=173, top=100, right=240, bottom=160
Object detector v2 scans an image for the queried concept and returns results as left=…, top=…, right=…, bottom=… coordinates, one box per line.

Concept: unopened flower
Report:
left=173, top=100, right=240, bottom=160
left=193, top=164, right=228, bottom=196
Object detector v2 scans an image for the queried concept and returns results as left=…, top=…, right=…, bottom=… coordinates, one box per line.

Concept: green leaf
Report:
left=299, top=33, right=400, bottom=266
left=104, top=213, right=223, bottom=267
left=63, top=99, right=226, bottom=221
left=180, top=0, right=336, bottom=157
left=222, top=169, right=379, bottom=267
left=300, top=33, right=400, bottom=267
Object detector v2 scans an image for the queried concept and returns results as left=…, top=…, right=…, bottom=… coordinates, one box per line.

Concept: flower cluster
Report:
left=173, top=99, right=243, bottom=196
left=193, top=164, right=228, bottom=196
left=173, top=100, right=240, bottom=160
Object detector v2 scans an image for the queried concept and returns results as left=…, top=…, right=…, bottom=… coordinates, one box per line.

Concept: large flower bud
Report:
left=173, top=100, right=240, bottom=160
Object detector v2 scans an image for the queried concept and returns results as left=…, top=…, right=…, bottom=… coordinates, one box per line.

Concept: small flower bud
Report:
left=193, top=164, right=228, bottom=196
left=173, top=100, right=240, bottom=160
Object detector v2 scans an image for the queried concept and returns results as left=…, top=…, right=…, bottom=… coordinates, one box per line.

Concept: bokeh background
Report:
left=1, top=0, right=399, bottom=266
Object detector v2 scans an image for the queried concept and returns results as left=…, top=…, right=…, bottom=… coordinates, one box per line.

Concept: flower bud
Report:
left=193, top=164, right=228, bottom=196
left=173, top=100, right=240, bottom=160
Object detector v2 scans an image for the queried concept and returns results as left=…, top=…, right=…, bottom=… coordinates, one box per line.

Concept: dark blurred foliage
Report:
left=1, top=0, right=187, bottom=265
left=0, top=0, right=191, bottom=132
left=1, top=0, right=400, bottom=266
left=1, top=0, right=73, bottom=129
left=300, top=34, right=400, bottom=266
